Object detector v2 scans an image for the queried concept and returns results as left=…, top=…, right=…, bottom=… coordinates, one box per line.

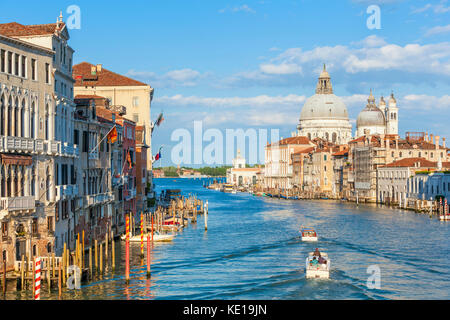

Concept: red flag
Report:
left=127, top=150, right=132, bottom=169
left=107, top=126, right=118, bottom=144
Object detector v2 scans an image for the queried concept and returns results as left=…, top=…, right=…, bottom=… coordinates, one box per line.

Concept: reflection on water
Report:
left=4, top=178, right=450, bottom=300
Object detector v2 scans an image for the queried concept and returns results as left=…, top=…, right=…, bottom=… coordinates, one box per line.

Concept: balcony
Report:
left=0, top=196, right=35, bottom=212
left=112, top=175, right=124, bottom=186
left=124, top=189, right=136, bottom=201
left=85, top=192, right=115, bottom=208
left=61, top=142, right=79, bottom=158
left=55, top=185, right=79, bottom=201
left=0, top=136, right=79, bottom=158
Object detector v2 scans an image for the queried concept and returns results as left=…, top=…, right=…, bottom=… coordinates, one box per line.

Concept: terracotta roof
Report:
left=73, top=62, right=148, bottom=87
left=383, top=157, right=437, bottom=168
left=292, top=147, right=315, bottom=155
left=74, top=94, right=106, bottom=100
left=268, top=136, right=311, bottom=147
left=332, top=149, right=349, bottom=157
left=0, top=22, right=65, bottom=37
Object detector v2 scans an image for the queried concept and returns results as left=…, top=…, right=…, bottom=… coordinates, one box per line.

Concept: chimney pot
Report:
left=435, top=135, right=440, bottom=150
left=97, top=64, right=103, bottom=73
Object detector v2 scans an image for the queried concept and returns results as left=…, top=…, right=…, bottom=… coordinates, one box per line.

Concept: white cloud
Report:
left=425, top=24, right=450, bottom=37
left=401, top=94, right=450, bottom=110
left=127, top=68, right=207, bottom=88
left=222, top=36, right=450, bottom=90
left=155, top=94, right=306, bottom=108
left=219, top=4, right=256, bottom=14
left=260, top=63, right=302, bottom=75
left=412, top=2, right=450, bottom=14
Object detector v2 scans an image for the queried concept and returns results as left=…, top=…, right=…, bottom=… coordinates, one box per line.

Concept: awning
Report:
left=0, top=154, right=33, bottom=166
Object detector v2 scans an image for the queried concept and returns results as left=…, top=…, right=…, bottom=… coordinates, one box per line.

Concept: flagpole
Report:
left=89, top=125, right=117, bottom=155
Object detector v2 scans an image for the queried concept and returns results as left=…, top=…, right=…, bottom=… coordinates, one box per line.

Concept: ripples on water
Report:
left=6, top=178, right=450, bottom=300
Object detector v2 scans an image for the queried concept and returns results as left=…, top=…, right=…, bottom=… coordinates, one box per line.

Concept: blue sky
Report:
left=2, top=0, right=450, bottom=166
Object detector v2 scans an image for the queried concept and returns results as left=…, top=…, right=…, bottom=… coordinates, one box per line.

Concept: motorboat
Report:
left=121, top=232, right=175, bottom=242
left=301, top=228, right=318, bottom=242
left=306, top=251, right=330, bottom=279
left=223, top=184, right=234, bottom=193
left=439, top=214, right=449, bottom=221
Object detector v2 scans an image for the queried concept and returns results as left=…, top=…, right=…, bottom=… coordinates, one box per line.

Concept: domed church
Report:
left=297, top=65, right=352, bottom=144
left=356, top=90, right=398, bottom=138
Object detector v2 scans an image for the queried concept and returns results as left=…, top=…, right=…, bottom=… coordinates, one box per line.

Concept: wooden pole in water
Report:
left=89, top=247, right=92, bottom=279
left=140, top=212, right=144, bottom=258
left=94, top=240, right=98, bottom=274
left=62, top=242, right=66, bottom=284
left=2, top=259, right=6, bottom=295
left=20, top=255, right=25, bottom=291
left=146, top=234, right=151, bottom=278
left=47, top=253, right=51, bottom=292
left=58, top=262, right=62, bottom=299
left=204, top=205, right=208, bottom=231
left=52, top=253, right=55, bottom=279
left=99, top=243, right=103, bottom=275
left=112, top=236, right=115, bottom=271
left=82, top=230, right=85, bottom=269
left=125, top=214, right=130, bottom=284
left=105, top=229, right=109, bottom=267
left=25, top=255, right=29, bottom=290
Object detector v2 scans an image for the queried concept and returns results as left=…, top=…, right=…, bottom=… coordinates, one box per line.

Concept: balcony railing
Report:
left=0, top=136, right=79, bottom=158
left=55, top=185, right=79, bottom=201
left=85, top=192, right=115, bottom=208
left=0, top=196, right=35, bottom=212
left=124, top=189, right=136, bottom=201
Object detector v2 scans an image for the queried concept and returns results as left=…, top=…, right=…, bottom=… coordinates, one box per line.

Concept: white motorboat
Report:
left=121, top=232, right=175, bottom=242
left=306, top=251, right=330, bottom=279
left=439, top=214, right=449, bottom=221
left=301, top=228, right=318, bottom=242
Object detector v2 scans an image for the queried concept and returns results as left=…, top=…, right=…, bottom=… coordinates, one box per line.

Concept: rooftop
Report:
left=73, top=62, right=149, bottom=87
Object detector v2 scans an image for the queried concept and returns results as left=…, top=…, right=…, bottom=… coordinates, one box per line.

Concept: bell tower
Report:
left=387, top=92, right=399, bottom=135
left=315, top=64, right=333, bottom=95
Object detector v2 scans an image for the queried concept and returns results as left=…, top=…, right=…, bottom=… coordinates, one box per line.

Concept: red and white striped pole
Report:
left=146, top=233, right=151, bottom=278
left=151, top=214, right=154, bottom=242
left=140, top=212, right=144, bottom=258
left=125, top=214, right=130, bottom=284
left=34, top=257, right=41, bottom=300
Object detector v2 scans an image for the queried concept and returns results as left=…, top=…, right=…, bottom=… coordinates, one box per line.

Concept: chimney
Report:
left=430, top=134, right=434, bottom=144
left=96, top=64, right=103, bottom=73
left=425, top=131, right=429, bottom=142
left=443, top=138, right=446, bottom=149
left=435, top=135, right=440, bottom=150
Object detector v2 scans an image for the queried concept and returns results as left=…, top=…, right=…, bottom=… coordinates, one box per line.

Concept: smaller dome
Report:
left=357, top=91, right=386, bottom=128
left=389, top=92, right=397, bottom=105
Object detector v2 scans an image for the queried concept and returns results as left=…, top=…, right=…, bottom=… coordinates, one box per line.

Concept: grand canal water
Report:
left=6, top=178, right=450, bottom=300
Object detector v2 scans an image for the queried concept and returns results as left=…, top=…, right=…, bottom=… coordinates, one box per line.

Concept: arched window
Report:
left=14, top=97, right=19, bottom=136
left=308, top=133, right=311, bottom=140
left=45, top=104, right=49, bottom=140
left=30, top=101, right=35, bottom=139
left=0, top=95, right=4, bottom=135
left=21, top=99, right=25, bottom=137
left=7, top=96, right=12, bottom=136
left=47, top=243, right=52, bottom=253
left=325, top=132, right=329, bottom=141
left=32, top=244, right=37, bottom=257
left=332, top=132, right=337, bottom=143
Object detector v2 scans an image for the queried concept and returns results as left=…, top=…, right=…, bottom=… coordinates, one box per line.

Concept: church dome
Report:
left=299, top=64, right=350, bottom=121
left=357, top=91, right=386, bottom=128
left=300, top=94, right=349, bottom=120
